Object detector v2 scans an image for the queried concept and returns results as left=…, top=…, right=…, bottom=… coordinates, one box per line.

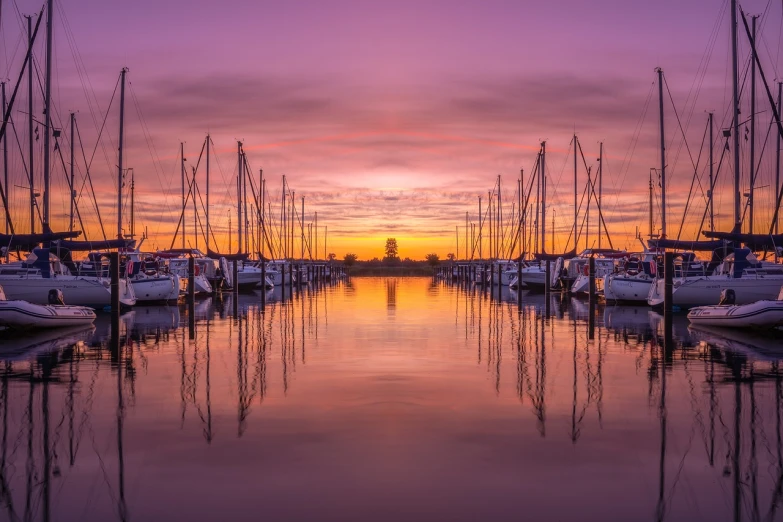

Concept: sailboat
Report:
left=0, top=12, right=137, bottom=308
left=202, top=140, right=264, bottom=292
left=647, top=12, right=783, bottom=308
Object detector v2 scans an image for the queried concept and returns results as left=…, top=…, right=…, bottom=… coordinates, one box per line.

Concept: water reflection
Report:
left=439, top=276, right=783, bottom=522
left=1, top=277, right=783, bottom=521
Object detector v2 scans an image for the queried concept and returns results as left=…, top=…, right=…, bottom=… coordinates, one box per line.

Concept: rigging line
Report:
left=83, top=72, right=119, bottom=180
left=664, top=75, right=700, bottom=175
left=74, top=118, right=107, bottom=240
left=56, top=1, right=115, bottom=163
left=170, top=139, right=205, bottom=248
left=194, top=179, right=220, bottom=252
left=676, top=117, right=710, bottom=242
left=739, top=112, right=776, bottom=227
left=697, top=137, right=729, bottom=236
left=167, top=170, right=198, bottom=250
left=577, top=139, right=613, bottom=247
left=53, top=134, right=87, bottom=237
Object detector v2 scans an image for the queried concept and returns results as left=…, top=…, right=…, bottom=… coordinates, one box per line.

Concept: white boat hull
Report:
left=0, top=300, right=96, bottom=328
left=649, top=276, right=783, bottom=308
left=0, top=276, right=136, bottom=308
left=519, top=267, right=546, bottom=289
left=604, top=274, right=653, bottom=303
left=131, top=275, right=179, bottom=303
left=687, top=300, right=783, bottom=328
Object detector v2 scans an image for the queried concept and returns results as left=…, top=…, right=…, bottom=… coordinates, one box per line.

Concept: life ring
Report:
left=627, top=269, right=639, bottom=276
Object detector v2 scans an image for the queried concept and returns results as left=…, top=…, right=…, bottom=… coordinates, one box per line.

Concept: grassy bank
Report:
left=346, top=266, right=435, bottom=277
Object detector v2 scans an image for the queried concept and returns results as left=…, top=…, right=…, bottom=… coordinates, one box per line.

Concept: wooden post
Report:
left=517, top=260, right=522, bottom=312
left=188, top=256, right=195, bottom=302
left=664, top=252, right=674, bottom=335
left=260, top=259, right=266, bottom=313
left=588, top=256, right=596, bottom=339
left=545, top=260, right=551, bottom=295
left=188, top=258, right=195, bottom=340
left=496, top=263, right=501, bottom=300
left=109, top=252, right=120, bottom=316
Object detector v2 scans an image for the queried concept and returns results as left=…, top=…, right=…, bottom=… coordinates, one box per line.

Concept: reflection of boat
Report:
left=689, top=324, right=783, bottom=361
left=0, top=325, right=95, bottom=361
left=131, top=305, right=180, bottom=332
left=0, top=287, right=96, bottom=329
left=687, top=288, right=783, bottom=329
left=603, top=305, right=653, bottom=335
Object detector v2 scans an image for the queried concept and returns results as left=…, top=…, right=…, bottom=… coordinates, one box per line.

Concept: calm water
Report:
left=0, top=277, right=782, bottom=521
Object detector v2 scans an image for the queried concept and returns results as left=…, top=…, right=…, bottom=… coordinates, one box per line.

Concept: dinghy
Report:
left=0, top=287, right=97, bottom=329
left=687, top=288, right=783, bottom=329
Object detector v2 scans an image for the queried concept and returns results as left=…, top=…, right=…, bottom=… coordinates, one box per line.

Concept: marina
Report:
left=1, top=0, right=783, bottom=519
left=0, top=278, right=782, bottom=521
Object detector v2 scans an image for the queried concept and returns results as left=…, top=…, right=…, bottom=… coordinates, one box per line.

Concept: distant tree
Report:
left=425, top=253, right=440, bottom=267
left=328, top=253, right=336, bottom=262
left=384, top=238, right=399, bottom=262
left=447, top=253, right=456, bottom=262
left=343, top=253, right=358, bottom=267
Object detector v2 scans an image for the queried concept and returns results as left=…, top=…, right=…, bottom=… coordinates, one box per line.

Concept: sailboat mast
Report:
left=180, top=142, right=185, bottom=248
left=315, top=211, right=318, bottom=260
left=573, top=134, right=578, bottom=252
left=301, top=196, right=304, bottom=261
left=193, top=166, right=198, bottom=250
left=598, top=142, right=603, bottom=249
left=657, top=67, right=667, bottom=238
left=497, top=175, right=502, bottom=259
left=520, top=168, right=524, bottom=259
left=117, top=68, right=126, bottom=239
left=465, top=211, right=469, bottom=260
left=69, top=112, right=74, bottom=232
left=1, top=83, right=7, bottom=235
left=478, top=196, right=482, bottom=260
left=709, top=112, right=715, bottom=231
left=237, top=141, right=243, bottom=254
left=281, top=176, right=286, bottom=258
left=777, top=83, right=782, bottom=236
left=290, top=190, right=295, bottom=262
left=534, top=155, right=539, bottom=255
left=27, top=15, right=34, bottom=234
left=731, top=0, right=741, bottom=227
left=130, top=169, right=135, bottom=239
left=649, top=169, right=654, bottom=238
left=586, top=166, right=591, bottom=250
left=749, top=15, right=758, bottom=234
left=488, top=191, right=492, bottom=260
left=42, top=0, right=53, bottom=230
left=261, top=174, right=266, bottom=258
left=541, top=141, right=546, bottom=255
left=243, top=154, right=249, bottom=254
left=206, top=135, right=210, bottom=252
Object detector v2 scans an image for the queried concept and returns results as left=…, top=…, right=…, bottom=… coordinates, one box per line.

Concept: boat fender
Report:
left=582, top=265, right=589, bottom=276
left=48, top=289, right=65, bottom=305
left=194, top=264, right=201, bottom=276
left=718, top=288, right=736, bottom=305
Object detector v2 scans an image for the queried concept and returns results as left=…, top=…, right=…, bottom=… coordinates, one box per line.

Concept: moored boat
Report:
left=0, top=287, right=96, bottom=329
left=687, top=288, right=783, bottom=329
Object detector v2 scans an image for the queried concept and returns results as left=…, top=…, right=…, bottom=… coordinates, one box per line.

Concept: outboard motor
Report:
left=718, top=288, right=736, bottom=305
left=48, top=289, right=65, bottom=305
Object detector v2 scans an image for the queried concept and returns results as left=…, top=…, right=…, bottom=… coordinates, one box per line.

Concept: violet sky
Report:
left=1, top=0, right=780, bottom=258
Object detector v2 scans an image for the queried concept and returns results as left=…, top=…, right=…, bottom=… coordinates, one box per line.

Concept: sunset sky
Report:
left=1, top=0, right=781, bottom=259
